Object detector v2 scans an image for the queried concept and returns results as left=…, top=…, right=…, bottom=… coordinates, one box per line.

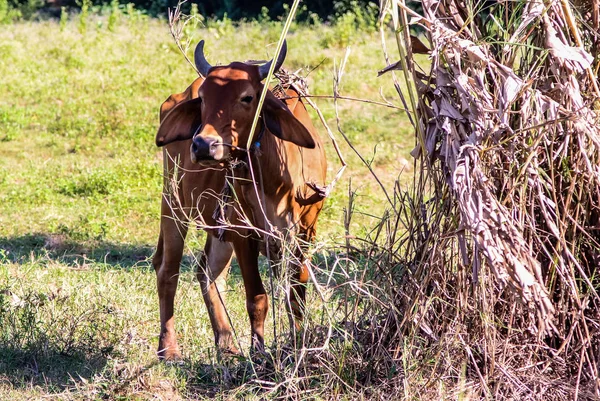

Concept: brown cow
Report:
left=152, top=40, right=327, bottom=360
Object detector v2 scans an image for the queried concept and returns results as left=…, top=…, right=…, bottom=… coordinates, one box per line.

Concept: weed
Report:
left=15, top=0, right=41, bottom=20
left=57, top=170, right=120, bottom=197
left=0, top=0, right=21, bottom=23
left=206, top=12, right=234, bottom=39
left=0, top=0, right=7, bottom=23
left=77, top=0, right=90, bottom=34
left=107, top=0, right=120, bottom=32
left=320, top=0, right=378, bottom=47
left=59, top=6, right=68, bottom=31
left=258, top=6, right=270, bottom=23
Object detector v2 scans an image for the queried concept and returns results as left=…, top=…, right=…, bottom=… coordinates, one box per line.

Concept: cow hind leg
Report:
left=153, top=215, right=188, bottom=361
left=289, top=258, right=310, bottom=331
left=232, top=236, right=268, bottom=352
left=197, top=234, right=238, bottom=354
left=288, top=223, right=319, bottom=336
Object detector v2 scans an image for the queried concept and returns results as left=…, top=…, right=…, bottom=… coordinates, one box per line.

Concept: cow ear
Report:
left=262, top=91, right=315, bottom=149
left=155, top=97, right=202, bottom=147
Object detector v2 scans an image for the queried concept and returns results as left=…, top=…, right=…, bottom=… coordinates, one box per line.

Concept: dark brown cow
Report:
left=152, top=40, right=327, bottom=360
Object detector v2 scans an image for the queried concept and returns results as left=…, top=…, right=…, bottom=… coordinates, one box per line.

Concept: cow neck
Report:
left=211, top=116, right=266, bottom=241
left=249, top=124, right=300, bottom=202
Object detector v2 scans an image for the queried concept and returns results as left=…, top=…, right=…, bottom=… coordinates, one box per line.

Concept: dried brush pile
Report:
left=349, top=0, right=600, bottom=398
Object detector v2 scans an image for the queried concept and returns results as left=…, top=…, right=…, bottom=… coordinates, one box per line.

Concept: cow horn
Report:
left=258, top=40, right=287, bottom=81
left=194, top=40, right=212, bottom=77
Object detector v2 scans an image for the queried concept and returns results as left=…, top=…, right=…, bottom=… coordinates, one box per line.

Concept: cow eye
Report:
left=241, top=95, right=253, bottom=104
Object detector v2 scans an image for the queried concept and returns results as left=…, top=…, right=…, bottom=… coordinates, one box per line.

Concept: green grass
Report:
left=0, top=14, right=418, bottom=400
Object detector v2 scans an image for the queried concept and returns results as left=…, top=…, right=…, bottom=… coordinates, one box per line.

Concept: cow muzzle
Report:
left=190, top=135, right=227, bottom=163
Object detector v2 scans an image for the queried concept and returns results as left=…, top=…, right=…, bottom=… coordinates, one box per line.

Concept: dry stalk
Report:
left=167, top=1, right=199, bottom=76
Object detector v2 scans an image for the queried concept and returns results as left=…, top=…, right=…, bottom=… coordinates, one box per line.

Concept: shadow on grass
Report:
left=173, top=352, right=288, bottom=399
left=0, top=232, right=155, bottom=269
left=0, top=345, right=110, bottom=392
left=184, top=358, right=258, bottom=399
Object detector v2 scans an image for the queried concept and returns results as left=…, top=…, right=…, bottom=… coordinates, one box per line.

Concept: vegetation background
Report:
left=2, top=0, right=599, bottom=399
left=1, top=0, right=381, bottom=21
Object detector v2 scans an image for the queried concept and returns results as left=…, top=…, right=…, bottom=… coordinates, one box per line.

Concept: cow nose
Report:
left=191, top=136, right=222, bottom=161
left=191, top=136, right=210, bottom=159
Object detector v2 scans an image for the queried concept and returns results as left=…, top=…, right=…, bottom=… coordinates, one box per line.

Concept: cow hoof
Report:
left=218, top=345, right=241, bottom=357
left=216, top=334, right=240, bottom=356
left=249, top=346, right=272, bottom=367
left=157, top=346, right=182, bottom=362
left=250, top=346, right=266, bottom=358
left=251, top=334, right=265, bottom=353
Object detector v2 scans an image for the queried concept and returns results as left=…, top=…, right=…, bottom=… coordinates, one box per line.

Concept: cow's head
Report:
left=156, top=40, right=315, bottom=164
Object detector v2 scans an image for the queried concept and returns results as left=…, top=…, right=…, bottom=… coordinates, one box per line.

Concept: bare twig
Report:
left=167, top=1, right=200, bottom=75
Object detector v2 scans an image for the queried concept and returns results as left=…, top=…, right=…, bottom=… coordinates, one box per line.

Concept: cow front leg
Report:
left=197, top=234, right=238, bottom=354
left=153, top=215, right=188, bottom=361
left=232, top=236, right=268, bottom=352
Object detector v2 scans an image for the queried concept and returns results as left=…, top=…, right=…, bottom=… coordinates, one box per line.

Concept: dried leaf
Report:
left=410, top=35, right=430, bottom=54
left=544, top=20, right=593, bottom=71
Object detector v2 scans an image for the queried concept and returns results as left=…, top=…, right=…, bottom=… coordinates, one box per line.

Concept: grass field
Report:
left=0, top=13, right=417, bottom=400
